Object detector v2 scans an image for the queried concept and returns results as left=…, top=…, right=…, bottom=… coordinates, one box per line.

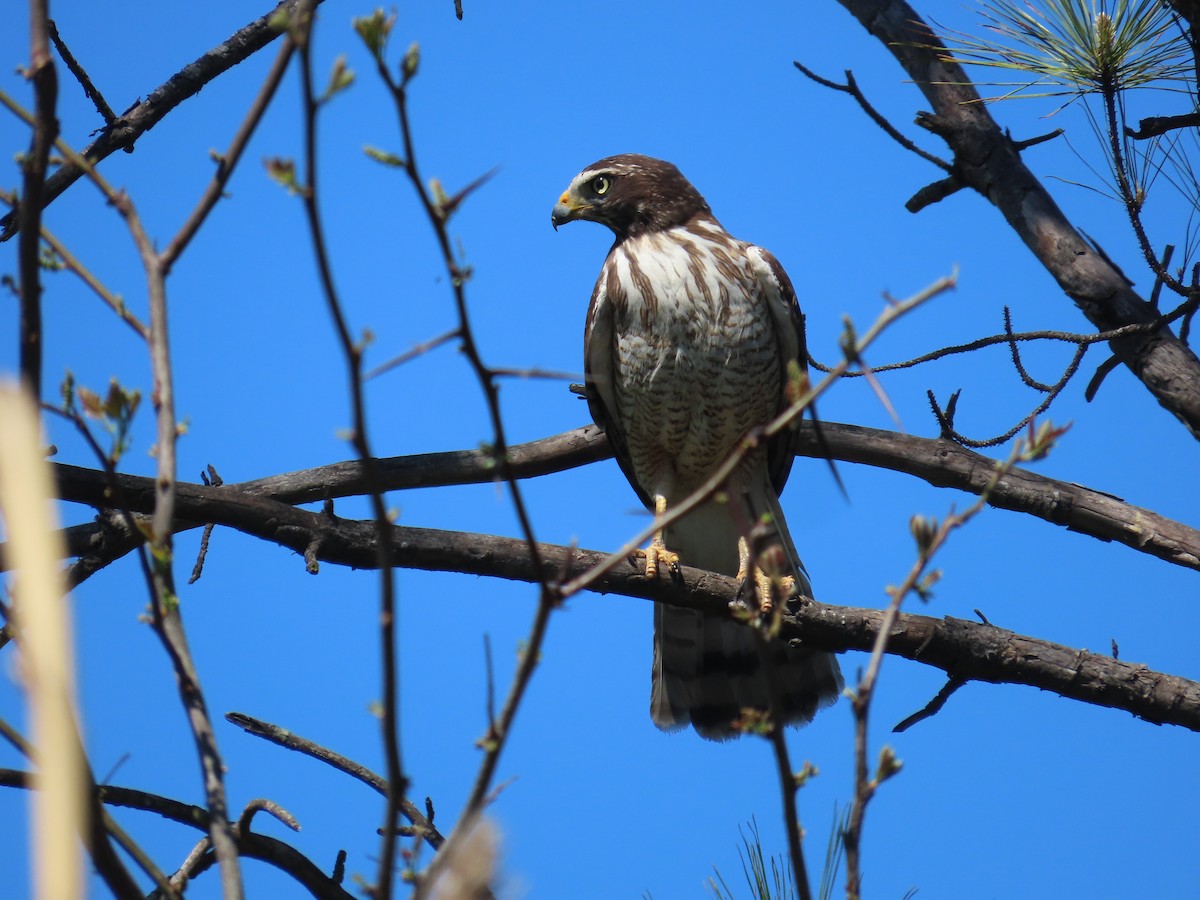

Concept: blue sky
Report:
left=3, top=1, right=1199, bottom=897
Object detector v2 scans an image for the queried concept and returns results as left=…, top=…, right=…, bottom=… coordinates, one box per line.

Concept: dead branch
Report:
left=36, top=422, right=1200, bottom=577
left=18, top=474, right=1200, bottom=728
left=835, top=0, right=1200, bottom=439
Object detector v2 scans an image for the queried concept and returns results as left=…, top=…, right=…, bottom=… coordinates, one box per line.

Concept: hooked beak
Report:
left=551, top=189, right=588, bottom=231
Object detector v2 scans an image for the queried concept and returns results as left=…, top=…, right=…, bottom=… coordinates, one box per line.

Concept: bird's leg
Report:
left=638, top=494, right=680, bottom=578
left=736, top=536, right=774, bottom=613
left=736, top=534, right=796, bottom=615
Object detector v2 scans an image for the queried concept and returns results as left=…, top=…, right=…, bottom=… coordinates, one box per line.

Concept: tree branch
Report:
left=791, top=601, right=1200, bottom=730
left=18, top=476, right=1200, bottom=729
left=159, top=17, right=297, bottom=275
left=1125, top=112, right=1200, bottom=140
left=835, top=0, right=1200, bottom=439
left=1, top=0, right=317, bottom=240
left=16, top=0, right=57, bottom=400
left=0, top=770, right=353, bottom=899
left=113, top=177, right=243, bottom=897
left=291, top=8, right=408, bottom=893
left=37, top=423, right=1200, bottom=578
left=224, top=712, right=443, bottom=851
left=364, top=26, right=558, bottom=880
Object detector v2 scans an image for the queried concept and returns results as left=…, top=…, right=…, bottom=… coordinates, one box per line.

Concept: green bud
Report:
left=352, top=9, right=395, bottom=60
left=264, top=157, right=299, bottom=193
left=320, top=54, right=356, bottom=104
left=909, top=513, right=938, bottom=557
left=794, top=760, right=819, bottom=788
left=875, top=744, right=903, bottom=782
left=402, top=40, right=420, bottom=83
left=363, top=145, right=407, bottom=168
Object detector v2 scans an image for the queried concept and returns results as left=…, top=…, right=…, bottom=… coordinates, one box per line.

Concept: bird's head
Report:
left=551, top=154, right=710, bottom=240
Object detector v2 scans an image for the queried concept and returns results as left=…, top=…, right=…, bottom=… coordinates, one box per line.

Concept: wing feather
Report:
left=747, top=245, right=807, bottom=496
left=584, top=252, right=652, bottom=510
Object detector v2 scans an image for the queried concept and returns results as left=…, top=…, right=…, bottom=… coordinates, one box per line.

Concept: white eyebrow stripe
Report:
left=576, top=161, right=644, bottom=185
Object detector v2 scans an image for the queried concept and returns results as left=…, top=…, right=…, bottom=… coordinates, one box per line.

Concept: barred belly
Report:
left=607, top=225, right=781, bottom=495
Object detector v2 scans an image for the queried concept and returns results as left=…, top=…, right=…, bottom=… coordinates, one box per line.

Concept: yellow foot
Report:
left=736, top=536, right=795, bottom=613
left=752, top=569, right=797, bottom=614
left=637, top=534, right=680, bottom=579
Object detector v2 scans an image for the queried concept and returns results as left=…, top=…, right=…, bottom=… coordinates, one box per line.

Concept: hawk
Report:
left=551, top=153, right=842, bottom=740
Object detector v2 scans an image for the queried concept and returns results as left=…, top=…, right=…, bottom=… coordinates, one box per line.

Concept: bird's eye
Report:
left=591, top=175, right=611, bottom=195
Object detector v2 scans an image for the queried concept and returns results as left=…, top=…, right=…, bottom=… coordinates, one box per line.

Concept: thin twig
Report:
left=489, top=365, right=582, bottom=381
left=365, top=326, right=461, bottom=380
left=906, top=175, right=965, bottom=211
left=187, top=523, right=215, bottom=584
left=482, top=635, right=497, bottom=742
left=47, top=20, right=116, bottom=124
left=293, top=9, right=407, bottom=894
left=114, top=190, right=244, bottom=895
left=793, top=61, right=952, bottom=172
left=16, top=0, right=57, bottom=400
left=364, top=24, right=560, bottom=890
left=754, top=631, right=814, bottom=900
left=160, top=25, right=298, bottom=274
left=892, top=677, right=967, bottom=732
left=1004, top=307, right=1054, bottom=392
left=809, top=311, right=1193, bottom=376
left=0, top=0, right=319, bottom=240
left=224, top=712, right=444, bottom=851
left=238, top=798, right=300, bottom=834
left=1126, top=111, right=1200, bottom=139
left=1101, top=78, right=1192, bottom=301
left=1011, top=128, right=1063, bottom=151
left=929, top=343, right=1086, bottom=448
left=843, top=427, right=1058, bottom=899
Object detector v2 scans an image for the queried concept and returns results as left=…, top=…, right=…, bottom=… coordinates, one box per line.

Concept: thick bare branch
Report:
left=794, top=601, right=1200, bottom=729
left=836, top=0, right=1200, bottom=438
left=18, top=474, right=1200, bottom=729
left=41, top=423, right=1200, bottom=577
left=798, top=423, right=1200, bottom=571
